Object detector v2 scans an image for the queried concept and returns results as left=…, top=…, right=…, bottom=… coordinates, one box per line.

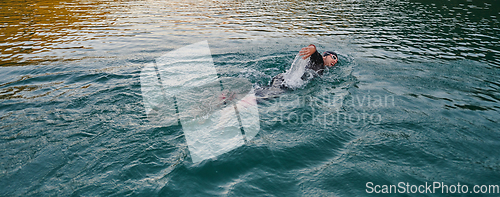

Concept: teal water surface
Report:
left=1, top=0, right=500, bottom=196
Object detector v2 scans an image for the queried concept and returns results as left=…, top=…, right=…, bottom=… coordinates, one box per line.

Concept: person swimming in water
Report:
left=255, top=44, right=338, bottom=98
left=298, top=44, right=338, bottom=74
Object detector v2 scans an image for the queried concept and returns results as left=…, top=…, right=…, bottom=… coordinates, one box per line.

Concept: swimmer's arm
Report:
left=298, top=44, right=317, bottom=59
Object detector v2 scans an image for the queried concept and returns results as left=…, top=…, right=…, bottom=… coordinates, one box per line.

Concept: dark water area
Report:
left=1, top=0, right=499, bottom=196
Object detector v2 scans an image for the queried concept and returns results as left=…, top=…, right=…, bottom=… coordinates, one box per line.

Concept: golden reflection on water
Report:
left=0, top=0, right=112, bottom=66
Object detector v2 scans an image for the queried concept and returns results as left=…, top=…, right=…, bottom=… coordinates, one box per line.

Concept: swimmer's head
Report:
left=323, top=51, right=338, bottom=67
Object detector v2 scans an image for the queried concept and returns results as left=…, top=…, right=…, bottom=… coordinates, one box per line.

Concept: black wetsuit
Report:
left=269, top=50, right=325, bottom=89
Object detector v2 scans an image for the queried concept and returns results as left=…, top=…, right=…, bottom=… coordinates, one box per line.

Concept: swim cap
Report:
left=323, top=51, right=338, bottom=59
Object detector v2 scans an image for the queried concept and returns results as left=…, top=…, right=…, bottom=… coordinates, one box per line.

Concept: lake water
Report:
left=1, top=0, right=499, bottom=196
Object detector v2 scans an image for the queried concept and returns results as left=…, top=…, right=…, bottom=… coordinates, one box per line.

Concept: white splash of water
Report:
left=283, top=53, right=310, bottom=89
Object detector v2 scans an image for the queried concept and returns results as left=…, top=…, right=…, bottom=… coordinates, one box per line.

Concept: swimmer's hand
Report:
left=298, top=44, right=316, bottom=60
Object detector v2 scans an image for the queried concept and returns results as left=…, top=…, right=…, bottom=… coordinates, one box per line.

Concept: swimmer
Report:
left=298, top=44, right=339, bottom=74
left=256, top=44, right=338, bottom=98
